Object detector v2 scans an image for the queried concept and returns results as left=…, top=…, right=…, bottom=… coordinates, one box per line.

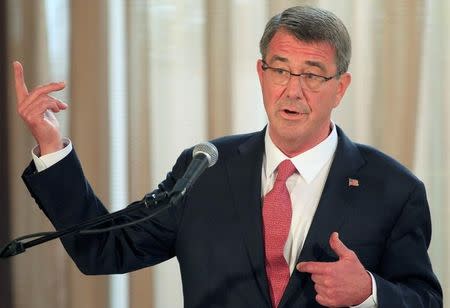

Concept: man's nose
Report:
left=285, top=75, right=306, bottom=100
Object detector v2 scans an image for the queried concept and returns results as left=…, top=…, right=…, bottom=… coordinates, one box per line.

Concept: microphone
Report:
left=169, top=142, right=219, bottom=205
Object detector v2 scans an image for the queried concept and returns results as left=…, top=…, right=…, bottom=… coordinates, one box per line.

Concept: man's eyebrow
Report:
left=304, top=60, right=326, bottom=72
left=268, top=55, right=289, bottom=63
left=267, top=56, right=327, bottom=72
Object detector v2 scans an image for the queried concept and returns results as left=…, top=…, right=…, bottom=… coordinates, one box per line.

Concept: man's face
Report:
left=257, top=30, right=351, bottom=156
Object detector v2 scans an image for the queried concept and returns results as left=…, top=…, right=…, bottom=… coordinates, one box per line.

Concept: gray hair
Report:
left=259, top=6, right=351, bottom=75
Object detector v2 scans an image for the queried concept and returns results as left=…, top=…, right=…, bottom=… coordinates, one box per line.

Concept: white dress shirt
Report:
left=32, top=138, right=73, bottom=172
left=32, top=125, right=377, bottom=307
left=261, top=123, right=377, bottom=307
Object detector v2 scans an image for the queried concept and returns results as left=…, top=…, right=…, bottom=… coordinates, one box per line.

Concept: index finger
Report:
left=296, top=261, right=331, bottom=275
left=13, top=61, right=29, bottom=103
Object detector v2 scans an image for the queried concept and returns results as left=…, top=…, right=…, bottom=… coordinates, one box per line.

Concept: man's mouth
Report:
left=283, top=108, right=300, bottom=115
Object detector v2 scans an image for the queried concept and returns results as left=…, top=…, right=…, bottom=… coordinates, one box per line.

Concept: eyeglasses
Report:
left=261, top=60, right=339, bottom=91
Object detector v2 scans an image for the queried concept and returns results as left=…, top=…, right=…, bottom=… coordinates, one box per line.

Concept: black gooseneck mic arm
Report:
left=0, top=190, right=170, bottom=259
left=0, top=142, right=219, bottom=259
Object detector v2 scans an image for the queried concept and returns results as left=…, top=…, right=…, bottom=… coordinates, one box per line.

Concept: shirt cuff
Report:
left=31, top=138, right=73, bottom=172
left=351, top=271, right=378, bottom=307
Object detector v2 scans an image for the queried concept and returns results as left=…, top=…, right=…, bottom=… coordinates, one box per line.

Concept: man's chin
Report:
left=270, top=127, right=309, bottom=145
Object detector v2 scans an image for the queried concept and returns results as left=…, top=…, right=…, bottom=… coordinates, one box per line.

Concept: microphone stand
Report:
left=0, top=191, right=171, bottom=259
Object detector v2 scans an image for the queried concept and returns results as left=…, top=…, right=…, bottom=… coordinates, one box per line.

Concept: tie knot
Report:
left=275, top=159, right=296, bottom=182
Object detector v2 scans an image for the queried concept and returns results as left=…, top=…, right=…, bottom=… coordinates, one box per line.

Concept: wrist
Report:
left=357, top=271, right=373, bottom=305
left=39, top=140, right=64, bottom=156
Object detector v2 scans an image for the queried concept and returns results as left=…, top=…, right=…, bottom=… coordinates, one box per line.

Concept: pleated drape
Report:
left=5, top=1, right=449, bottom=307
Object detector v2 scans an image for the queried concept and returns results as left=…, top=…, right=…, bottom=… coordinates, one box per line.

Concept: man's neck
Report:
left=269, top=123, right=333, bottom=158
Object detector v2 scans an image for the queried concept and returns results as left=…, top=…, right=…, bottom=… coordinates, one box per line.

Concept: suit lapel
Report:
left=224, top=129, right=272, bottom=307
left=280, top=126, right=366, bottom=307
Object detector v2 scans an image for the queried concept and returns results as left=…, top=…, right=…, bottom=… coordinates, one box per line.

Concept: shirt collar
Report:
left=264, top=122, right=338, bottom=183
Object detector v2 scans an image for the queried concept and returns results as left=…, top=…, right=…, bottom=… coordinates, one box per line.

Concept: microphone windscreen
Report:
left=193, top=142, right=218, bottom=167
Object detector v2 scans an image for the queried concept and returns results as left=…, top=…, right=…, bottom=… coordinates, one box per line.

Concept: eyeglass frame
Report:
left=260, top=59, right=341, bottom=91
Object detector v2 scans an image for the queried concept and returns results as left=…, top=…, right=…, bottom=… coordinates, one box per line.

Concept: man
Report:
left=15, top=6, right=442, bottom=308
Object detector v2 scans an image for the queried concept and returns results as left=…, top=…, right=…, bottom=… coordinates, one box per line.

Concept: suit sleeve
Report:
left=373, top=181, right=442, bottom=307
left=22, top=147, right=190, bottom=275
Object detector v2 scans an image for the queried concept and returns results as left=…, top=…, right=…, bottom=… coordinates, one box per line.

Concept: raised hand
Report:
left=13, top=61, right=68, bottom=155
left=297, top=232, right=372, bottom=307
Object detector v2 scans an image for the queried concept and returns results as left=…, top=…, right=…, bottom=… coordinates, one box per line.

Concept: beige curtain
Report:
left=7, top=1, right=72, bottom=308
left=414, top=0, right=450, bottom=297
left=6, top=0, right=449, bottom=307
left=126, top=2, right=154, bottom=307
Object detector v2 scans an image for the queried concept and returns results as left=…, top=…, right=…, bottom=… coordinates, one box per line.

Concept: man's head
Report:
left=257, top=6, right=352, bottom=156
left=260, top=6, right=351, bottom=76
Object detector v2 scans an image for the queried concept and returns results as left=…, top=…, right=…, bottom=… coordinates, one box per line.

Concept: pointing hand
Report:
left=297, top=232, right=372, bottom=307
left=13, top=61, right=68, bottom=155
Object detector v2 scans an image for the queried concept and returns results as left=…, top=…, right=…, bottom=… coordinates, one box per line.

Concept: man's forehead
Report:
left=266, top=31, right=336, bottom=70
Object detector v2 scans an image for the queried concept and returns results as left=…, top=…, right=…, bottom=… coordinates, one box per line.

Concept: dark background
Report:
left=0, top=0, right=12, bottom=306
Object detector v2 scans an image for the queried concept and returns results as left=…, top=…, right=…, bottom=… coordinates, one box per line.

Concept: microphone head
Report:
left=193, top=142, right=219, bottom=167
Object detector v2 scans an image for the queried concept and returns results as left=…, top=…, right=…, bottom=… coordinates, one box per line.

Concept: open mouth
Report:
left=283, top=109, right=300, bottom=115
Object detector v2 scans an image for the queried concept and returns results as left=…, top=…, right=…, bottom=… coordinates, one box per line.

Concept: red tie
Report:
left=262, top=159, right=296, bottom=308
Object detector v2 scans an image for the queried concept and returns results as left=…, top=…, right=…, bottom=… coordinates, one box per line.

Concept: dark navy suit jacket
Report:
left=22, top=127, right=442, bottom=307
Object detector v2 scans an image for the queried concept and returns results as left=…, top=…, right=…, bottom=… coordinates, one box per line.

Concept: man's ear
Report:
left=333, top=72, right=351, bottom=107
left=256, top=59, right=264, bottom=87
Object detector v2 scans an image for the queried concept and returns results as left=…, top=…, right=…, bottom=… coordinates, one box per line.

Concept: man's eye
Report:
left=274, top=68, right=287, bottom=75
left=303, top=73, right=320, bottom=80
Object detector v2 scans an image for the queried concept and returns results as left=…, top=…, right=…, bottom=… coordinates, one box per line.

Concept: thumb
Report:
left=329, top=232, right=352, bottom=259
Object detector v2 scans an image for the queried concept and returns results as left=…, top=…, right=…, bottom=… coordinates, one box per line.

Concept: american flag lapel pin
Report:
left=348, top=178, right=359, bottom=187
